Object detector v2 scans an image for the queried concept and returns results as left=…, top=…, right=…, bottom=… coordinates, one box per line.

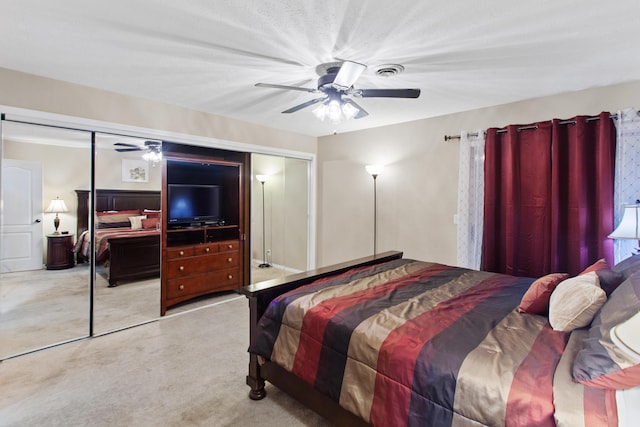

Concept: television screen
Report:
left=168, top=184, right=221, bottom=225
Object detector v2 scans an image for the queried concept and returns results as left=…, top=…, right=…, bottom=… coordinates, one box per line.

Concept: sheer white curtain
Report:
left=613, top=108, right=640, bottom=263
left=456, top=130, right=485, bottom=269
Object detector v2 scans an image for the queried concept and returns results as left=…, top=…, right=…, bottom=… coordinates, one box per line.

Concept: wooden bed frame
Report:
left=237, top=250, right=403, bottom=427
left=75, top=189, right=161, bottom=287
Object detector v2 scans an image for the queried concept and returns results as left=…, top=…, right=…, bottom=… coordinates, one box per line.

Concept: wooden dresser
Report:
left=161, top=155, right=246, bottom=315
left=164, top=240, right=240, bottom=307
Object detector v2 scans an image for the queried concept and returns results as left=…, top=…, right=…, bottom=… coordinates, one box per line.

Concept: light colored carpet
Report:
left=1, top=264, right=289, bottom=358
left=0, top=296, right=333, bottom=427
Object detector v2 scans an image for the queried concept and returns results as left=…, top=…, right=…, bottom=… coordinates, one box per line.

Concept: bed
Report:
left=74, top=189, right=161, bottom=287
left=240, top=250, right=640, bottom=426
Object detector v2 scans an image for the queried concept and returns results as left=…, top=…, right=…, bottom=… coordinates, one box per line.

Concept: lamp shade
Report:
left=610, top=311, right=640, bottom=362
left=45, top=197, right=68, bottom=214
left=365, top=164, right=384, bottom=177
left=609, top=204, right=640, bottom=239
left=256, top=174, right=269, bottom=183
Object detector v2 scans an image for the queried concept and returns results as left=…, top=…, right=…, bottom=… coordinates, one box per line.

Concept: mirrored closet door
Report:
left=251, top=153, right=309, bottom=284
left=92, top=134, right=161, bottom=334
left=1, top=121, right=91, bottom=359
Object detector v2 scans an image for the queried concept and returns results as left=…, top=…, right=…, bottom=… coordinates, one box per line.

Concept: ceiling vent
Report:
left=375, top=64, right=405, bottom=78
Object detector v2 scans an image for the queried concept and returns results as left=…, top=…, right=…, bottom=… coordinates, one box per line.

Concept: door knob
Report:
left=35, top=219, right=41, bottom=223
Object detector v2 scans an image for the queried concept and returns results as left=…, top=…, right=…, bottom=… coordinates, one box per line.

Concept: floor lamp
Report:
left=256, top=175, right=271, bottom=268
left=365, top=165, right=384, bottom=255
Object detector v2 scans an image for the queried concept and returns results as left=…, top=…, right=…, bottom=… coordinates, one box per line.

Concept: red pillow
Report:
left=143, top=209, right=161, bottom=219
left=141, top=217, right=160, bottom=229
left=580, top=258, right=608, bottom=275
left=518, top=273, right=570, bottom=315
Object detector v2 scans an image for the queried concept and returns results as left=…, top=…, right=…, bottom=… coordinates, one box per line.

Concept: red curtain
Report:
left=482, top=112, right=615, bottom=277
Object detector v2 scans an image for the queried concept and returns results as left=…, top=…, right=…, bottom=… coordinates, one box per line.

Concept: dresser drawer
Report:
left=166, top=246, right=195, bottom=259
left=195, top=243, right=218, bottom=255
left=218, top=240, right=239, bottom=252
left=166, top=268, right=240, bottom=299
left=166, top=252, right=239, bottom=278
left=209, top=251, right=239, bottom=269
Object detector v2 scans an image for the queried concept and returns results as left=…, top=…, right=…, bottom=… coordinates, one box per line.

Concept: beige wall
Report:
left=316, top=80, right=640, bottom=267
left=95, top=145, right=162, bottom=191
left=3, top=67, right=640, bottom=270
left=0, top=67, right=317, bottom=154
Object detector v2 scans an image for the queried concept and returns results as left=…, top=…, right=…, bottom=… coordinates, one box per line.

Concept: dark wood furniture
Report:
left=75, top=189, right=161, bottom=286
left=237, top=251, right=403, bottom=427
left=46, top=233, right=75, bottom=270
left=161, top=156, right=245, bottom=315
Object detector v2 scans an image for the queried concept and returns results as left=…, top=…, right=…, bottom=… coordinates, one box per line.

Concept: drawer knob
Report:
left=228, top=274, right=233, bottom=280
left=227, top=257, right=233, bottom=262
left=179, top=284, right=184, bottom=290
left=179, top=265, right=185, bottom=271
left=179, top=250, right=184, bottom=256
left=205, top=247, right=210, bottom=253
left=227, top=244, right=233, bottom=249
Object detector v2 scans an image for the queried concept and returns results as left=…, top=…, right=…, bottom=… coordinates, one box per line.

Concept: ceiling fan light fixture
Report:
left=312, top=98, right=360, bottom=124
left=142, top=149, right=162, bottom=163
left=312, top=103, right=328, bottom=121
left=326, top=99, right=343, bottom=123
left=341, top=101, right=359, bottom=120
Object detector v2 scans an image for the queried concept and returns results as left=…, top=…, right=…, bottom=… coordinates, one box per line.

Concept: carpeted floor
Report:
left=0, top=295, right=333, bottom=427
left=1, top=263, right=291, bottom=359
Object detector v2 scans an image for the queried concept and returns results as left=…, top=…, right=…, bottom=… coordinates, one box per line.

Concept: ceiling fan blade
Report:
left=282, top=97, right=326, bottom=114
left=357, top=88, right=421, bottom=98
left=255, top=83, right=319, bottom=93
left=115, top=148, right=143, bottom=152
left=114, top=142, right=140, bottom=148
left=343, top=99, right=369, bottom=119
left=333, top=61, right=367, bottom=90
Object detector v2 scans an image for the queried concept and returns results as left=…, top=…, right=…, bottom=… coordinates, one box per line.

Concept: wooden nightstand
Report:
left=46, top=234, right=75, bottom=270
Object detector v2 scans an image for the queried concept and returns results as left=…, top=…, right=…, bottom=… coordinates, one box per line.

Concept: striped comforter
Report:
left=73, top=228, right=160, bottom=263
left=249, top=259, right=617, bottom=427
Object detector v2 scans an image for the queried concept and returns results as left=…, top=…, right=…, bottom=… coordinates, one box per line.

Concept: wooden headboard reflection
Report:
left=75, top=189, right=162, bottom=236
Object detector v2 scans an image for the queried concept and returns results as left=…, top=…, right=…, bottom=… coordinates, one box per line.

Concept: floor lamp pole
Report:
left=258, top=180, right=270, bottom=268
left=365, top=164, right=383, bottom=257
left=373, top=174, right=378, bottom=255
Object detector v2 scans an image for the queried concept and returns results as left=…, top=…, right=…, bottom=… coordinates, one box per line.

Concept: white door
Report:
left=1, top=159, right=44, bottom=272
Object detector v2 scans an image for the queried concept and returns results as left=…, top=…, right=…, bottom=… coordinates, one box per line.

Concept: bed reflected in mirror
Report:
left=92, top=134, right=162, bottom=334
left=0, top=121, right=91, bottom=359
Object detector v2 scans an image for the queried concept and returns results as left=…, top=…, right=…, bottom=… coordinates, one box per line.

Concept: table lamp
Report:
left=45, top=197, right=69, bottom=234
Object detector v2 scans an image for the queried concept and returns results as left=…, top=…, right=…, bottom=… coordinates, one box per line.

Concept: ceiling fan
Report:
left=255, top=60, right=420, bottom=123
left=114, top=140, right=162, bottom=162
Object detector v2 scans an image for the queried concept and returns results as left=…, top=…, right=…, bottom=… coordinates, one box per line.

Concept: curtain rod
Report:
left=444, top=113, right=619, bottom=142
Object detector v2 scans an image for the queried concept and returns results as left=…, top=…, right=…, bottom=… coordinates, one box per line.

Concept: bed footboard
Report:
left=237, top=251, right=403, bottom=420
left=106, top=235, right=160, bottom=287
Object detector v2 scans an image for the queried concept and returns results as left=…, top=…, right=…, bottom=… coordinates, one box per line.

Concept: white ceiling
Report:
left=2, top=1, right=640, bottom=137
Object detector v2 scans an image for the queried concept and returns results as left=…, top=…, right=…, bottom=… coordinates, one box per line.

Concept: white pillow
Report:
left=549, top=271, right=607, bottom=332
left=128, top=215, right=147, bottom=230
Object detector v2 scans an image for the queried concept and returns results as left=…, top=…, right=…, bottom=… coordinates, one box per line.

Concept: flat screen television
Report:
left=167, top=184, right=221, bottom=227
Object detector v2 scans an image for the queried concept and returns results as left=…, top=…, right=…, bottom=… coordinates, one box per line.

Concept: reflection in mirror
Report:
left=251, top=154, right=309, bottom=284
left=0, top=121, right=91, bottom=359
left=92, top=134, right=161, bottom=334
